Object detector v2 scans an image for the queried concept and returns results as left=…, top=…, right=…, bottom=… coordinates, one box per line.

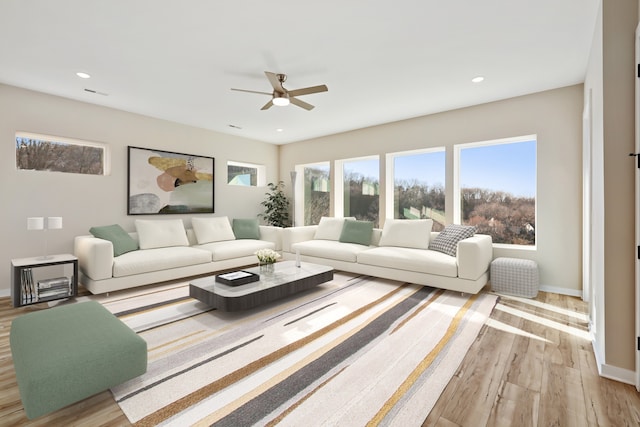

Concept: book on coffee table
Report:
left=215, top=270, right=260, bottom=286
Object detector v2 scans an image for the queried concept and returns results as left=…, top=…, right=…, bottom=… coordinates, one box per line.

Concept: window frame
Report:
left=226, top=160, right=265, bottom=187
left=294, top=161, right=331, bottom=226
left=453, top=134, right=537, bottom=249
left=15, top=131, right=111, bottom=175
left=385, top=147, right=446, bottom=227
left=335, top=155, right=380, bottom=226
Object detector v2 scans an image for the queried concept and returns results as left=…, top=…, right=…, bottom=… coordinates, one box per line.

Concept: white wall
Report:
left=280, top=85, right=584, bottom=295
left=0, top=84, right=279, bottom=295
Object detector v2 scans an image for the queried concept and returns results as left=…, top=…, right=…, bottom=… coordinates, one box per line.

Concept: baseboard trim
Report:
left=538, top=284, right=582, bottom=297
left=591, top=324, right=636, bottom=386
left=0, top=289, right=9, bottom=298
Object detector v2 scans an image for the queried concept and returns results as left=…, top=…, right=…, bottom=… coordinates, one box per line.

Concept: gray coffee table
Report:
left=189, top=261, right=334, bottom=311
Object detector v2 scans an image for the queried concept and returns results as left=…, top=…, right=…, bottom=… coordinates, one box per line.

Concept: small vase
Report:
left=259, top=262, right=275, bottom=275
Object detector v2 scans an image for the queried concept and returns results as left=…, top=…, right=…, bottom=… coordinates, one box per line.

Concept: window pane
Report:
left=226, top=161, right=265, bottom=186
left=16, top=135, right=105, bottom=175
left=459, top=139, right=536, bottom=245
left=228, top=165, right=257, bottom=186
left=393, top=150, right=445, bottom=231
left=343, top=158, right=379, bottom=227
left=303, top=163, right=330, bottom=225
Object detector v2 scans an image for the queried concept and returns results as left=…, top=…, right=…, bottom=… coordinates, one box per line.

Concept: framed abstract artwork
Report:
left=127, top=146, right=215, bottom=215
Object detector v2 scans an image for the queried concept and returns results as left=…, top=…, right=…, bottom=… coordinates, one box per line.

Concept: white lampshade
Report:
left=27, top=217, right=44, bottom=230
left=47, top=217, right=63, bottom=230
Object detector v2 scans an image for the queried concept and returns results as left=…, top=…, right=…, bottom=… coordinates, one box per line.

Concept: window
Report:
left=15, top=132, right=108, bottom=175
left=299, top=162, right=330, bottom=225
left=455, top=136, right=536, bottom=246
left=227, top=161, right=265, bottom=187
left=386, top=148, right=446, bottom=231
left=337, top=157, right=380, bottom=227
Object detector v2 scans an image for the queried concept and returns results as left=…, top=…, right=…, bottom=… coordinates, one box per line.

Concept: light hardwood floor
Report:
left=0, top=290, right=639, bottom=426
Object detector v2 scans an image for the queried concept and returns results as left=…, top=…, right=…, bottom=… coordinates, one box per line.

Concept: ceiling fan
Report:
left=231, top=71, right=328, bottom=111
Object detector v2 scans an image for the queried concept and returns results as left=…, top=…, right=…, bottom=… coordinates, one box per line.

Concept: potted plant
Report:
left=260, top=181, right=290, bottom=227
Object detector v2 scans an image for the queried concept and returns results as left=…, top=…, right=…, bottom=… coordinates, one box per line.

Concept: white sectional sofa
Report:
left=74, top=217, right=282, bottom=294
left=282, top=217, right=493, bottom=294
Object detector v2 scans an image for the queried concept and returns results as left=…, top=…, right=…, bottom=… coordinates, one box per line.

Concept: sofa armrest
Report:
left=259, top=225, right=283, bottom=251
left=282, top=226, right=318, bottom=253
left=457, top=234, right=493, bottom=280
left=74, top=236, right=114, bottom=280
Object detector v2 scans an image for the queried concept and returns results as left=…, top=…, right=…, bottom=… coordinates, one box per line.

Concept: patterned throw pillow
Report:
left=429, top=224, right=476, bottom=257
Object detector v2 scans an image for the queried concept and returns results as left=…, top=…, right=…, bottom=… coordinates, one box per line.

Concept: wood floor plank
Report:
left=431, top=308, right=519, bottom=426
left=1, top=289, right=639, bottom=426
left=486, top=381, right=539, bottom=427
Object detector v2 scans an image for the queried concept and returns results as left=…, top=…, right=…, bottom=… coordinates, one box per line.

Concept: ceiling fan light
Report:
left=273, top=94, right=290, bottom=106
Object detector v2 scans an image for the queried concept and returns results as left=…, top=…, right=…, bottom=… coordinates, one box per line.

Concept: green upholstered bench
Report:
left=10, top=301, right=147, bottom=419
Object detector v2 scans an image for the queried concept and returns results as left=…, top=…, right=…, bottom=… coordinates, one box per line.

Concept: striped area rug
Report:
left=84, top=272, right=497, bottom=426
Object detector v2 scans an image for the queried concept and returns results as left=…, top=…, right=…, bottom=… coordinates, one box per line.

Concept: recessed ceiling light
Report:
left=276, top=128, right=284, bottom=132
left=471, top=76, right=484, bottom=83
left=76, top=72, right=91, bottom=79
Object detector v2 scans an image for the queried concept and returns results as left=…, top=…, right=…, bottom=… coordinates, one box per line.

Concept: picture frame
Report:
left=127, top=146, right=215, bottom=215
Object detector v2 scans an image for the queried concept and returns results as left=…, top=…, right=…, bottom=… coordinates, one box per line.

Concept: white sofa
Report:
left=282, top=218, right=493, bottom=294
left=74, top=218, right=282, bottom=294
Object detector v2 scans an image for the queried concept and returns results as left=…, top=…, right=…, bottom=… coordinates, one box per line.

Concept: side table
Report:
left=11, top=254, right=78, bottom=307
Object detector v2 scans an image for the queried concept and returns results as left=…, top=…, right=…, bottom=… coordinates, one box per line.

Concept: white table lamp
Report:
left=27, top=216, right=63, bottom=259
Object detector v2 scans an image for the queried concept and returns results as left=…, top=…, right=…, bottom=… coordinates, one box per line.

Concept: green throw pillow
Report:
left=232, top=218, right=260, bottom=239
left=339, top=220, right=373, bottom=246
left=89, top=224, right=139, bottom=257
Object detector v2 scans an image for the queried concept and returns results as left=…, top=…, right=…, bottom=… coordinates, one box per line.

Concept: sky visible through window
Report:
left=347, top=141, right=535, bottom=198
left=394, top=151, right=445, bottom=185
left=460, top=140, right=536, bottom=198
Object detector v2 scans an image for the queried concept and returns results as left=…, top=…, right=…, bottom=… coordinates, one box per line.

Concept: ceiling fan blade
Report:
left=265, top=71, right=285, bottom=92
left=287, top=84, right=328, bottom=98
left=290, top=97, right=314, bottom=111
left=261, top=100, right=274, bottom=110
left=230, top=88, right=272, bottom=96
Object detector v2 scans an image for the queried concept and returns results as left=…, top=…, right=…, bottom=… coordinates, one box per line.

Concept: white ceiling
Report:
left=0, top=1, right=599, bottom=144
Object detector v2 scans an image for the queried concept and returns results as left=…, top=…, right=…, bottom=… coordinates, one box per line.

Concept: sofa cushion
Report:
left=112, top=246, right=212, bottom=277
left=232, top=218, right=261, bottom=240
left=357, top=246, right=458, bottom=277
left=314, top=217, right=353, bottom=241
left=339, top=220, right=373, bottom=246
left=292, top=240, right=369, bottom=263
left=135, top=219, right=189, bottom=250
left=89, top=224, right=138, bottom=257
left=192, top=216, right=236, bottom=244
left=429, top=224, right=476, bottom=257
left=378, top=219, right=433, bottom=249
left=196, top=239, right=275, bottom=261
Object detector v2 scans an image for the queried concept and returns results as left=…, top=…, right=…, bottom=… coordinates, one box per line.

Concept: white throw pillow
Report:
left=191, top=216, right=236, bottom=244
left=378, top=219, right=433, bottom=249
left=135, top=219, right=189, bottom=249
left=314, top=217, right=354, bottom=241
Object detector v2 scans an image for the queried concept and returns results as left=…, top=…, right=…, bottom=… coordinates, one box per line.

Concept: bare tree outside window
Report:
left=302, top=163, right=330, bottom=225
left=16, top=134, right=105, bottom=175
left=392, top=150, right=446, bottom=231
left=343, top=158, right=379, bottom=227
left=457, top=138, right=536, bottom=246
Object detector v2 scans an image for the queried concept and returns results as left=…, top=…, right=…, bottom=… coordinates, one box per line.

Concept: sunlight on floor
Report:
left=493, top=302, right=591, bottom=341
left=491, top=292, right=588, bottom=322
left=485, top=317, right=551, bottom=343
